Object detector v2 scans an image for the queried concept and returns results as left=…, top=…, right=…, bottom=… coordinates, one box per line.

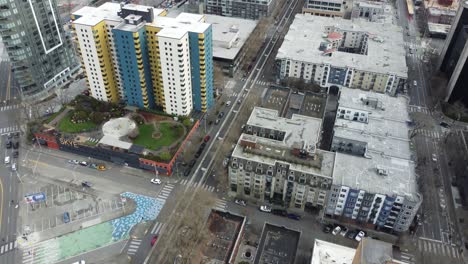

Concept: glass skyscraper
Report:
left=0, top=0, right=78, bottom=99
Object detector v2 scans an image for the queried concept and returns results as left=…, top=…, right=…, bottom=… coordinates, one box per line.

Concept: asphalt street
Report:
left=394, top=0, right=464, bottom=262
left=0, top=135, right=21, bottom=264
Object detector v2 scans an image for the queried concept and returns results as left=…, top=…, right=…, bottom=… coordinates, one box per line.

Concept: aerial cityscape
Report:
left=0, top=0, right=466, bottom=262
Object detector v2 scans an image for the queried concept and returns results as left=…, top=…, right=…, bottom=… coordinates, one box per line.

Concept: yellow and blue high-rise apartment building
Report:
left=71, top=3, right=214, bottom=115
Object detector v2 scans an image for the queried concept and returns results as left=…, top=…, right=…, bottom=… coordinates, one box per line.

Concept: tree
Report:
left=159, top=151, right=172, bottom=161
left=73, top=110, right=89, bottom=122
left=450, top=101, right=468, bottom=121
left=182, top=118, right=192, bottom=128
left=90, top=112, right=106, bottom=124
left=213, top=64, right=225, bottom=93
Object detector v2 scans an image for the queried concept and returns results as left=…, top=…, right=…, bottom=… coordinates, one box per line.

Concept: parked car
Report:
left=12, top=141, right=19, bottom=149
left=68, top=159, right=79, bottom=165
left=183, top=169, right=191, bottom=177
left=225, top=101, right=231, bottom=107
left=188, top=159, right=196, bottom=167
left=4, top=156, right=10, bottom=164
left=63, top=212, right=70, bottom=223
left=12, top=151, right=18, bottom=158
left=151, top=178, right=161, bottom=185
left=200, top=142, right=206, bottom=149
left=234, top=199, right=247, bottom=206
left=215, top=119, right=220, bottom=125
left=355, top=231, right=366, bottom=242
left=7, top=133, right=12, bottom=139
left=218, top=112, right=225, bottom=118
left=332, top=226, right=342, bottom=235
left=432, top=153, right=437, bottom=162
left=223, top=158, right=229, bottom=167
left=204, top=135, right=211, bottom=142
left=287, top=213, right=301, bottom=220
left=194, top=151, right=201, bottom=158
left=81, top=181, right=92, bottom=188
left=322, top=224, right=333, bottom=233
left=89, top=163, right=98, bottom=169
left=151, top=235, right=158, bottom=246
left=259, top=205, right=272, bottom=213
left=347, top=230, right=358, bottom=240
left=11, top=163, right=16, bottom=171
left=5, top=141, right=11, bottom=149
left=97, top=165, right=106, bottom=171
left=79, top=161, right=89, bottom=166
left=272, top=209, right=288, bottom=217
left=340, top=227, right=348, bottom=236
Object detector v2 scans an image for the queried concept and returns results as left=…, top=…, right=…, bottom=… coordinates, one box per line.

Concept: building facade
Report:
left=228, top=107, right=336, bottom=211
left=325, top=88, right=422, bottom=233
left=0, top=0, right=78, bottom=100
left=205, top=0, right=276, bottom=20
left=302, top=0, right=346, bottom=17
left=72, top=3, right=214, bottom=115
left=276, top=15, right=407, bottom=96
left=438, top=1, right=468, bottom=106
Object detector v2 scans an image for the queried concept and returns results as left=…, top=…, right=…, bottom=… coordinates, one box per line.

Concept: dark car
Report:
left=12, top=142, right=19, bottom=149
left=14, top=132, right=19, bottom=138
left=183, top=169, right=191, bottom=177
left=63, top=212, right=70, bottom=223
left=194, top=151, right=201, bottom=158
left=440, top=121, right=450, bottom=128
left=218, top=112, right=225, bottom=118
left=272, top=209, right=288, bottom=217
left=188, top=159, right=196, bottom=167
left=323, top=224, right=333, bottom=233
left=287, top=213, right=301, bottom=220
left=81, top=181, right=92, bottom=188
left=12, top=151, right=18, bottom=158
left=200, top=142, right=206, bottom=149
left=347, top=230, right=358, bottom=240
left=6, top=141, right=11, bottom=149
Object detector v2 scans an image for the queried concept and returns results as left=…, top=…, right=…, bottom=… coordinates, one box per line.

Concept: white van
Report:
left=4, top=156, right=10, bottom=164
left=413, top=80, right=417, bottom=86
left=226, top=101, right=232, bottom=107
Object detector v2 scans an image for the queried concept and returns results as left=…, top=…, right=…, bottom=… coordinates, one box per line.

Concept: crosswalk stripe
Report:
left=9, top=242, right=12, bottom=250
left=451, top=247, right=457, bottom=258
left=151, top=222, right=161, bottom=234
left=154, top=223, right=164, bottom=235
left=418, top=240, right=423, bottom=251
left=441, top=244, right=446, bottom=256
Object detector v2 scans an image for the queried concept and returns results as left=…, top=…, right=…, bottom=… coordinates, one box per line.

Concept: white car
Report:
left=432, top=154, right=437, bottom=162
left=332, top=226, right=341, bottom=235
left=340, top=227, right=348, bottom=236
left=355, top=231, right=366, bottom=242
left=79, top=161, right=88, bottom=166
left=68, top=159, right=79, bottom=165
left=235, top=199, right=247, bottom=206
left=151, top=178, right=161, bottom=185
left=259, top=205, right=271, bottom=213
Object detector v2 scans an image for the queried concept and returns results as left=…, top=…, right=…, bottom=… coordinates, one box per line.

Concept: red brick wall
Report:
left=34, top=133, right=59, bottom=150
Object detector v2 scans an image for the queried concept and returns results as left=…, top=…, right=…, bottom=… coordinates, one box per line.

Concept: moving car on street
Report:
left=234, top=199, right=247, bottom=206
left=151, top=178, right=161, bottom=185
left=68, top=159, right=79, bottom=165
left=79, top=161, right=89, bottom=166
left=259, top=205, right=272, bottom=213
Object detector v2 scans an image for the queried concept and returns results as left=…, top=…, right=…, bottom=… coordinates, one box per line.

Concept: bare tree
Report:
left=152, top=189, right=216, bottom=263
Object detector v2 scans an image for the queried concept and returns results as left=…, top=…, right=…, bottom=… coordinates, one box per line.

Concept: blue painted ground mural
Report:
left=111, top=192, right=164, bottom=240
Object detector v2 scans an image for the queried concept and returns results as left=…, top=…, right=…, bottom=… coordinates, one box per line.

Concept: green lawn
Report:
left=133, top=122, right=185, bottom=150
left=58, top=112, right=97, bottom=133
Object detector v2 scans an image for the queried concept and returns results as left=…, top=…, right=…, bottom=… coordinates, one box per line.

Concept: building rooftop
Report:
left=428, top=22, right=451, bottom=34
left=424, top=0, right=459, bottom=12
left=254, top=224, right=300, bottom=264
left=206, top=14, right=258, bottom=61
left=197, top=210, right=245, bottom=263
left=73, top=3, right=207, bottom=37
left=333, top=151, right=418, bottom=200
left=333, top=88, right=417, bottom=200
left=72, top=3, right=122, bottom=26
left=311, top=238, right=400, bottom=264
left=232, top=134, right=336, bottom=177
left=310, top=239, right=355, bottom=264
left=247, top=107, right=323, bottom=151
left=335, top=88, right=412, bottom=159
left=277, top=14, right=408, bottom=77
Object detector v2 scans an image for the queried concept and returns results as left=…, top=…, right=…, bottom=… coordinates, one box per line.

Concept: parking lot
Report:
left=300, top=92, right=326, bottom=118
left=21, top=181, right=123, bottom=235
left=261, top=86, right=289, bottom=113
